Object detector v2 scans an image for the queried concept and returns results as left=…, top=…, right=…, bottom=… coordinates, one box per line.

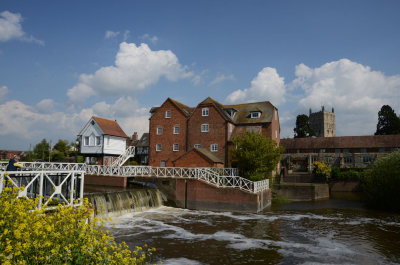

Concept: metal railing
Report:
left=111, top=146, right=135, bottom=166
left=0, top=170, right=84, bottom=210
left=1, top=162, right=269, bottom=194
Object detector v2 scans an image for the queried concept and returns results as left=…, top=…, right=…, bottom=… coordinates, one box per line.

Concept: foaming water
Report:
left=85, top=189, right=165, bottom=217
left=108, top=202, right=400, bottom=264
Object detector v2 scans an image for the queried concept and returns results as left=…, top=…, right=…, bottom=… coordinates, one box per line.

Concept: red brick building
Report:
left=149, top=97, right=280, bottom=167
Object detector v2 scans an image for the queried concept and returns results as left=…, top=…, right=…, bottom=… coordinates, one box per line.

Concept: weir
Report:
left=85, top=189, right=165, bottom=217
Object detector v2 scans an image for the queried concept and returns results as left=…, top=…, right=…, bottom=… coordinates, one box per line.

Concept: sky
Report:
left=1, top=0, right=400, bottom=150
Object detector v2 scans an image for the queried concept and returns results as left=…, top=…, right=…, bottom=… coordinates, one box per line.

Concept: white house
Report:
left=78, top=116, right=128, bottom=165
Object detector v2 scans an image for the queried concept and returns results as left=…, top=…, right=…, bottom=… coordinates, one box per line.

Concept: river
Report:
left=107, top=194, right=400, bottom=265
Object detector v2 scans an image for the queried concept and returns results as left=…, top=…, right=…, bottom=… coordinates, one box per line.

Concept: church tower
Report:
left=309, top=106, right=336, bottom=137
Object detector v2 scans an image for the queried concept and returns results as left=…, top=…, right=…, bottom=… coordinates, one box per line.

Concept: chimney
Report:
left=132, top=132, right=138, bottom=141
left=309, top=108, right=312, bottom=115
left=332, top=107, right=335, bottom=113
left=322, top=106, right=325, bottom=112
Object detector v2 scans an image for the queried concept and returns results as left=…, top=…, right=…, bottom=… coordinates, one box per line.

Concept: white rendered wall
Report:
left=103, top=135, right=126, bottom=155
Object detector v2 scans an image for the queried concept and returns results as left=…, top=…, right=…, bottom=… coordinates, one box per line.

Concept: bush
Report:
left=330, top=167, right=368, bottom=181
left=0, top=185, right=155, bottom=264
left=312, top=161, right=331, bottom=182
left=363, top=151, right=400, bottom=211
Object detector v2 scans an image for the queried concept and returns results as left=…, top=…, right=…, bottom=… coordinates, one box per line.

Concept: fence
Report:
left=1, top=162, right=269, bottom=194
left=0, top=170, right=84, bottom=210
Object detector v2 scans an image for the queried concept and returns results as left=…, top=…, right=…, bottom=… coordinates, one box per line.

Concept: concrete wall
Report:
left=274, top=183, right=329, bottom=201
left=85, top=174, right=127, bottom=187
left=330, top=181, right=362, bottom=192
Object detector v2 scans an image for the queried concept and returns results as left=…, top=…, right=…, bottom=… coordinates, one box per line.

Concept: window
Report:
left=360, top=148, right=367, bottom=153
left=96, top=136, right=101, bottom=146
left=174, top=126, right=180, bottom=134
left=363, top=155, right=373, bottom=163
left=379, top=148, right=385, bottom=153
left=275, top=130, right=278, bottom=138
left=211, top=144, right=218, bottom=152
left=391, top=148, right=398, bottom=152
left=344, top=156, right=353, bottom=164
left=165, top=110, right=171, bottom=118
left=335, top=149, right=341, bottom=153
left=194, top=144, right=201, bottom=148
left=343, top=149, right=349, bottom=153
left=201, top=124, right=209, bottom=132
left=173, top=143, right=179, bottom=152
left=156, top=144, right=162, bottom=152
left=84, top=136, right=89, bottom=146
left=161, top=160, right=166, bottom=167
left=275, top=110, right=277, bottom=120
left=250, top=112, right=261, bottom=118
left=202, top=108, right=209, bottom=116
left=157, top=127, right=163, bottom=135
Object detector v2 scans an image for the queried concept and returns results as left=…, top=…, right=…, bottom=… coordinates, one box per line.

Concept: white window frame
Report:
left=211, top=144, right=218, bottom=152
left=96, top=136, right=101, bottom=146
left=194, top=144, right=201, bottom=148
left=250, top=112, right=261, bottom=118
left=173, top=125, right=180, bottom=134
left=165, top=110, right=171, bottom=118
left=156, top=144, right=162, bottom=152
left=201, top=124, right=209, bottom=133
left=84, top=136, right=90, bottom=146
left=173, top=143, right=179, bottom=152
left=202, top=108, right=209, bottom=117
left=157, top=126, right=163, bottom=135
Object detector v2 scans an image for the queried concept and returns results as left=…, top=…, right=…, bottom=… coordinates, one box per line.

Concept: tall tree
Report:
left=231, top=131, right=284, bottom=181
left=294, top=114, right=314, bottom=138
left=375, top=105, right=400, bottom=135
left=33, top=139, right=50, bottom=161
left=53, top=140, right=70, bottom=154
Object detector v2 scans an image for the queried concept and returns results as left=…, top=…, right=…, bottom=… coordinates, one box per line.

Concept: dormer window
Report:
left=250, top=112, right=261, bottom=118
left=165, top=110, right=171, bottom=118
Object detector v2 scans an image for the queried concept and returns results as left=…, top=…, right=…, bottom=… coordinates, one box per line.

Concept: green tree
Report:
left=375, top=105, right=400, bottom=135
left=294, top=114, right=314, bottom=138
left=363, top=151, right=400, bottom=212
left=231, top=131, right=284, bottom=181
left=33, top=139, right=50, bottom=161
left=51, top=139, right=70, bottom=161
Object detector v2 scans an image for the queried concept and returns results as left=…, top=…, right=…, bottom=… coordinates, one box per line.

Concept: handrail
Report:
left=111, top=146, right=135, bottom=166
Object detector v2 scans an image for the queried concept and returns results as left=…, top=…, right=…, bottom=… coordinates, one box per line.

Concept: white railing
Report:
left=111, top=146, right=135, bottom=166
left=0, top=170, right=84, bottom=210
left=1, top=162, right=268, bottom=194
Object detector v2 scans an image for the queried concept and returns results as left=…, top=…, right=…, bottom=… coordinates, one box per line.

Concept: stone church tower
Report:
left=309, top=106, right=336, bottom=137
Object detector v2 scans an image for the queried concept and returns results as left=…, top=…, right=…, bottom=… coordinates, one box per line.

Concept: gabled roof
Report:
left=173, top=148, right=223, bottom=164
left=78, top=116, right=128, bottom=138
left=229, top=126, right=262, bottom=141
left=150, top=98, right=194, bottom=117
left=280, top=135, right=400, bottom=150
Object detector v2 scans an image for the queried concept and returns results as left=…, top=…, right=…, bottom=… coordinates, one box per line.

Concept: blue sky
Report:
left=1, top=0, right=400, bottom=150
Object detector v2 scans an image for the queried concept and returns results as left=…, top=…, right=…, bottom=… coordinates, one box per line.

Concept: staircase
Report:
left=111, top=146, right=135, bottom=166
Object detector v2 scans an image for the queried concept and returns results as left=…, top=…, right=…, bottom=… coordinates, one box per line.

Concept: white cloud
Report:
left=0, top=11, right=44, bottom=45
left=225, top=67, right=286, bottom=106
left=35, top=99, right=55, bottom=114
left=67, top=42, right=193, bottom=103
left=123, top=30, right=130, bottom=41
left=209, top=74, right=235, bottom=86
left=105, top=30, right=120, bottom=39
left=292, top=58, right=400, bottom=136
left=140, top=34, right=158, bottom=44
left=0, top=97, right=150, bottom=149
left=0, top=86, right=8, bottom=102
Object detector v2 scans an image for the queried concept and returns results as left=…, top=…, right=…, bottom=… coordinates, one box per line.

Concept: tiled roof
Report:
left=198, top=97, right=276, bottom=124
left=280, top=135, right=400, bottom=149
left=169, top=98, right=194, bottom=117
left=92, top=116, right=128, bottom=138
left=229, top=126, right=262, bottom=141
left=195, top=148, right=224, bottom=163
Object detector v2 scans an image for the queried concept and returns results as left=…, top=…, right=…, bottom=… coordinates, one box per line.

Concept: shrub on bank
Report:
left=0, top=185, right=155, bottom=264
left=363, top=151, right=400, bottom=212
left=330, top=167, right=369, bottom=182
left=312, top=161, right=331, bottom=182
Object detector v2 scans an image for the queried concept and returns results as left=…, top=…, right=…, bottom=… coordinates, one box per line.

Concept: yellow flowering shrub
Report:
left=0, top=184, right=155, bottom=265
left=312, top=161, right=331, bottom=182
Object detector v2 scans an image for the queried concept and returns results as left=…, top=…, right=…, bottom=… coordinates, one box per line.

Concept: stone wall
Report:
left=274, top=183, right=329, bottom=201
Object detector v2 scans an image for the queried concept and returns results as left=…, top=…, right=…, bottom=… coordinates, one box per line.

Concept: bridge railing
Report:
left=1, top=162, right=268, bottom=193
left=0, top=170, right=84, bottom=210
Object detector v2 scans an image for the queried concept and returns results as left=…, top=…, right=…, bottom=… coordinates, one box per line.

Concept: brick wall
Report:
left=149, top=100, right=188, bottom=166
left=188, top=104, right=227, bottom=163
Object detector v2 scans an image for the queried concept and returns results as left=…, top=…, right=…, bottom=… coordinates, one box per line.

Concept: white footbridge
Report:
left=0, top=162, right=270, bottom=210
